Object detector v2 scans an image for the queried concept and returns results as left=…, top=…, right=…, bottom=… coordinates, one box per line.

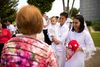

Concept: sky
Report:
left=17, top=0, right=80, bottom=17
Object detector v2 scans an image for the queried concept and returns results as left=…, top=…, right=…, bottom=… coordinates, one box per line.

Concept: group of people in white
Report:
left=0, top=5, right=96, bottom=67
left=42, top=12, right=96, bottom=67
left=5, top=11, right=96, bottom=67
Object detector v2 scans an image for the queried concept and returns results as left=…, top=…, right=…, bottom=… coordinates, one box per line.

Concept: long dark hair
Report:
left=72, top=15, right=85, bottom=33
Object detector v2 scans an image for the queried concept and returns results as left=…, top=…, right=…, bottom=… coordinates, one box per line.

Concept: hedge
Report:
left=92, top=20, right=100, bottom=31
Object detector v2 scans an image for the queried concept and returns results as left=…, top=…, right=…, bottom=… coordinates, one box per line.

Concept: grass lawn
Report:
left=91, top=32, right=100, bottom=47
left=88, top=26, right=100, bottom=47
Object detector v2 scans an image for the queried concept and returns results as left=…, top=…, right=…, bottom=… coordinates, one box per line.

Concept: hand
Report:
left=66, top=49, right=70, bottom=59
left=0, top=29, right=2, bottom=35
left=52, top=36, right=61, bottom=45
left=76, top=48, right=83, bottom=52
left=66, top=54, right=70, bottom=60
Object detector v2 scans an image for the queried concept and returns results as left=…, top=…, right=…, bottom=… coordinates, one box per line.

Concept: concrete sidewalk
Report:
left=85, top=48, right=100, bottom=67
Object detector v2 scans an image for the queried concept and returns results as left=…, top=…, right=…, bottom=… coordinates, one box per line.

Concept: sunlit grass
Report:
left=91, top=32, right=100, bottom=47
left=88, top=26, right=100, bottom=47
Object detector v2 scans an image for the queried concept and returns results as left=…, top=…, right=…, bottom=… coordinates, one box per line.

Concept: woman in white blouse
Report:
left=65, top=15, right=96, bottom=67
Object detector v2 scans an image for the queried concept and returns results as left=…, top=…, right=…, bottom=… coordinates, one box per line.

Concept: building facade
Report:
left=80, top=0, right=100, bottom=21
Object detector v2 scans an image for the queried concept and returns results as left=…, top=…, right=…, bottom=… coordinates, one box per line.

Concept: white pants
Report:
left=51, top=44, right=66, bottom=67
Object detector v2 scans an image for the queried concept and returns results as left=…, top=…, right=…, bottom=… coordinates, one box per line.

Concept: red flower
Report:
left=68, top=40, right=79, bottom=52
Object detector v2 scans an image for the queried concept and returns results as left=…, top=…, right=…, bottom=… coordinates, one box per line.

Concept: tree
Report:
left=0, top=0, right=18, bottom=22
left=70, top=0, right=75, bottom=16
left=66, top=0, right=69, bottom=13
left=70, top=8, right=79, bottom=17
left=62, top=0, right=65, bottom=12
left=27, top=0, right=55, bottom=14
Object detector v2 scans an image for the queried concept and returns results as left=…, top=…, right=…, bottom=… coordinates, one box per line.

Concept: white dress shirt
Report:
left=51, top=22, right=69, bottom=67
left=43, top=17, right=48, bottom=30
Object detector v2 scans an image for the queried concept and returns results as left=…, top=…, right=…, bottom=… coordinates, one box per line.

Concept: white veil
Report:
left=84, top=21, right=96, bottom=60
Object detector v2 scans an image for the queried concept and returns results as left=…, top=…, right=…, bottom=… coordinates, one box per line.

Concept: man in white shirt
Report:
left=51, top=12, right=70, bottom=67
left=43, top=14, right=51, bottom=45
left=7, top=21, right=16, bottom=37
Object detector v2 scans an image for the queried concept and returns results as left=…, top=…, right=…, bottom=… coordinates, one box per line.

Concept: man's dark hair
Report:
left=7, top=20, right=13, bottom=24
left=0, top=19, right=7, bottom=28
left=60, top=12, right=68, bottom=18
left=2, top=23, right=7, bottom=28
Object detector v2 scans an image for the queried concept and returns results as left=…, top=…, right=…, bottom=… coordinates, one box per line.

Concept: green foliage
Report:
left=92, top=20, right=100, bottom=31
left=86, top=21, right=92, bottom=26
left=91, top=32, right=100, bottom=47
left=0, top=0, right=18, bottom=22
left=88, top=27, right=100, bottom=47
left=27, top=0, right=55, bottom=14
left=70, top=8, right=79, bottom=17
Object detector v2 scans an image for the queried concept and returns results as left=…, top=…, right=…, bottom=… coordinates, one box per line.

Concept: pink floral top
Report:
left=1, top=36, right=58, bottom=67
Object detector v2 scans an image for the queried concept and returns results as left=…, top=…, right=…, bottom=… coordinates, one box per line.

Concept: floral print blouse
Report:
left=1, top=36, right=58, bottom=67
